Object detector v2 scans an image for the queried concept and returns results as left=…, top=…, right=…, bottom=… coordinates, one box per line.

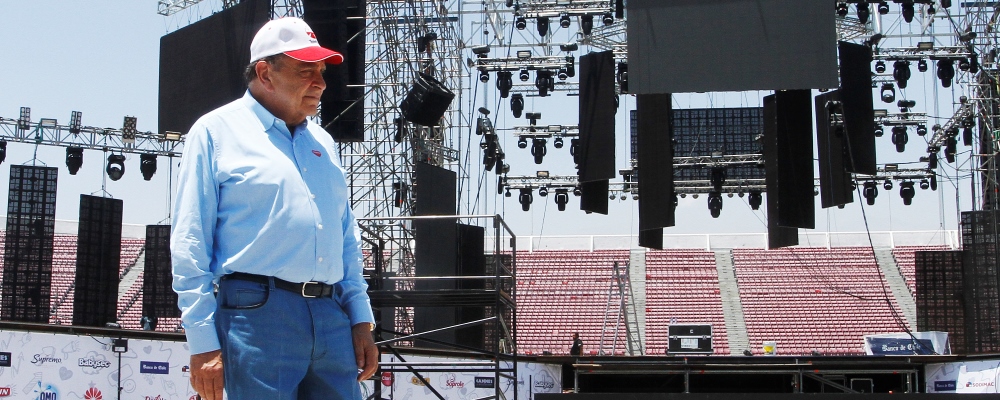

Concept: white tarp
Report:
left=926, top=359, right=1000, bottom=393
left=863, top=331, right=950, bottom=355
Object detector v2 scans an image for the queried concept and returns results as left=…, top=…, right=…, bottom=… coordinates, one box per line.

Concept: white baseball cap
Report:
left=250, top=17, right=343, bottom=65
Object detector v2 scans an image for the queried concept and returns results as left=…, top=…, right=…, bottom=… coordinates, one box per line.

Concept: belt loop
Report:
left=267, top=276, right=276, bottom=289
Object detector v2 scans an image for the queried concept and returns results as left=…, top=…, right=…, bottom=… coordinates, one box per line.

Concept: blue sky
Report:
left=0, top=1, right=968, bottom=239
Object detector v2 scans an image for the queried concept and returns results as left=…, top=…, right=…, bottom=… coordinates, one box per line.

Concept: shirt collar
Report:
left=241, top=90, right=307, bottom=136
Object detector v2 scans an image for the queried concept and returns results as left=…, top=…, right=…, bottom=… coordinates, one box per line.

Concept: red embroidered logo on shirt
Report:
left=312, top=150, right=322, bottom=157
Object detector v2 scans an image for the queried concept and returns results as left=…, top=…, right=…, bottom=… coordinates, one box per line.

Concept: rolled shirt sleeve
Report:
left=171, top=122, right=222, bottom=355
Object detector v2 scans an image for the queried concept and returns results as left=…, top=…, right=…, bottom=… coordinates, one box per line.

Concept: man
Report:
left=570, top=333, right=583, bottom=356
left=171, top=17, right=377, bottom=400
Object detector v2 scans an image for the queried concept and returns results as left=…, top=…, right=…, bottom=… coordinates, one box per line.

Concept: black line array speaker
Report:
left=579, top=179, right=609, bottom=215
left=143, top=225, right=179, bottom=319
left=762, top=95, right=799, bottom=248
left=837, top=41, right=877, bottom=174
left=73, top=195, right=123, bottom=327
left=814, top=90, right=854, bottom=208
left=960, top=211, right=1000, bottom=354
left=578, top=50, right=617, bottom=183
left=2, top=165, right=58, bottom=323
left=158, top=0, right=271, bottom=136
left=413, top=162, right=458, bottom=348
left=456, top=224, right=486, bottom=351
left=636, top=93, right=675, bottom=249
left=915, top=250, right=966, bottom=355
left=303, top=0, right=366, bottom=142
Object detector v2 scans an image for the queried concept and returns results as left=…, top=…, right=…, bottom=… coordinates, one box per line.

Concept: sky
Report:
left=0, top=1, right=973, bottom=242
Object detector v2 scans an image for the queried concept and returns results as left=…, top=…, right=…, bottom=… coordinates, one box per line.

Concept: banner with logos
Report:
left=372, top=354, right=562, bottom=400
left=863, top=332, right=950, bottom=355
left=926, top=359, right=1000, bottom=393
left=0, top=329, right=197, bottom=400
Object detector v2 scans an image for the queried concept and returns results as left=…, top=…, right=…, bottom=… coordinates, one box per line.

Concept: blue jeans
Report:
left=215, top=277, right=361, bottom=400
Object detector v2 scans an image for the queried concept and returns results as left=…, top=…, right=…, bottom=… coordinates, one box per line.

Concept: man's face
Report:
left=266, top=56, right=327, bottom=124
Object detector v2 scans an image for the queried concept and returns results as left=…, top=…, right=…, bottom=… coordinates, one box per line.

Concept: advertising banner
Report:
left=374, top=354, right=562, bottom=400
left=926, top=359, right=1000, bottom=393
left=863, top=332, right=950, bottom=355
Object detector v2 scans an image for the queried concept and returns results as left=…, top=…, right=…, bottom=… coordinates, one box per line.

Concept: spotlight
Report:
left=505, top=188, right=512, bottom=197
left=970, top=53, right=980, bottom=73
left=535, top=70, right=554, bottom=97
left=917, top=59, right=928, bottom=72
left=553, top=137, right=564, bottom=148
left=945, top=137, right=957, bottom=163
left=558, top=68, right=568, bottom=80
left=17, top=107, right=30, bottom=131
left=930, top=174, right=938, bottom=191
left=497, top=71, right=513, bottom=98
left=708, top=192, right=723, bottom=218
left=573, top=187, right=582, bottom=196
left=901, top=2, right=915, bottom=23
left=537, top=17, right=550, bottom=37
left=560, top=43, right=579, bottom=52
left=610, top=192, right=616, bottom=200
left=928, top=151, right=938, bottom=169
left=941, top=0, right=952, bottom=8
left=581, top=15, right=594, bottom=35
left=66, top=147, right=84, bottom=175
left=959, top=57, right=971, bottom=71
left=554, top=189, right=569, bottom=211
left=875, top=125, right=884, bottom=137
left=938, top=59, right=955, bottom=87
left=69, top=111, right=82, bottom=134
left=883, top=179, right=894, bottom=191
left=518, top=188, right=533, bottom=211
left=710, top=168, right=727, bottom=192
left=891, top=125, right=908, bottom=153
left=479, top=70, right=490, bottom=83
left=518, top=136, right=528, bottom=149
left=498, top=177, right=506, bottom=195
left=748, top=191, right=762, bottom=210
left=880, top=83, right=895, bottom=103
left=836, top=2, right=849, bottom=17
left=916, top=124, right=927, bottom=136
left=893, top=60, right=911, bottom=88
left=516, top=16, right=526, bottom=30
left=899, top=181, right=915, bottom=205
left=0, top=140, right=5, bottom=165
left=617, top=62, right=629, bottom=93
left=863, top=181, right=878, bottom=205
left=511, top=94, right=525, bottom=118
left=122, top=116, right=138, bottom=144
left=878, top=1, right=889, bottom=14
left=857, top=3, right=870, bottom=23
left=603, top=12, right=614, bottom=25
left=559, top=14, right=571, bottom=28
left=566, top=55, right=576, bottom=77
left=919, top=179, right=930, bottom=190
left=875, top=60, right=886, bottom=74
left=519, top=68, right=530, bottom=82
left=538, top=186, right=548, bottom=197
left=106, top=154, right=126, bottom=181
left=531, top=138, right=547, bottom=164
left=139, top=153, right=157, bottom=181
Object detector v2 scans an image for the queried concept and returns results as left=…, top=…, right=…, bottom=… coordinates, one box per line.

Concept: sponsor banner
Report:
left=381, top=354, right=561, bottom=400
left=926, top=359, right=1000, bottom=393
left=863, top=331, right=950, bottom=355
left=139, top=361, right=170, bottom=375
left=0, top=330, right=197, bottom=400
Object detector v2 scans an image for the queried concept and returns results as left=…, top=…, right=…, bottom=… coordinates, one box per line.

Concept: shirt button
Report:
left=318, top=257, right=324, bottom=263
left=310, top=194, right=316, bottom=199
left=318, top=224, right=324, bottom=230
left=303, top=168, right=308, bottom=172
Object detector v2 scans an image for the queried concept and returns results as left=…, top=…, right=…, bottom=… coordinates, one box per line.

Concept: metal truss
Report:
left=926, top=101, right=973, bottom=151
left=156, top=0, right=205, bottom=16
left=0, top=114, right=183, bottom=157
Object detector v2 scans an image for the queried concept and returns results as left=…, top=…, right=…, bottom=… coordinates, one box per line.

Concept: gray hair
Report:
left=243, top=54, right=282, bottom=86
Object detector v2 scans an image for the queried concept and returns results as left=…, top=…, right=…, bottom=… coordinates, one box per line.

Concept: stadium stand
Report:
left=732, top=247, right=910, bottom=356
left=891, top=245, right=950, bottom=295
left=515, top=250, right=631, bottom=356
left=644, top=249, right=729, bottom=355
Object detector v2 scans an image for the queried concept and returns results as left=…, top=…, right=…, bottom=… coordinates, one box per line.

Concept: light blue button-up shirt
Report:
left=171, top=90, right=374, bottom=355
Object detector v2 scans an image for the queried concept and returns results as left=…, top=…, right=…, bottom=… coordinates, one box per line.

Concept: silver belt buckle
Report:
left=301, top=282, right=320, bottom=298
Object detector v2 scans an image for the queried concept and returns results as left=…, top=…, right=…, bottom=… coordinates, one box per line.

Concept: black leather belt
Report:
left=223, top=272, right=334, bottom=298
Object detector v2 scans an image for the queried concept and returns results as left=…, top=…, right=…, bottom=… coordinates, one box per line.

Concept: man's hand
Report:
left=190, top=350, right=224, bottom=400
left=352, top=323, right=378, bottom=382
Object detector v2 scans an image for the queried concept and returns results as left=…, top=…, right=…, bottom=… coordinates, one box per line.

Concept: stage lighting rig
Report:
left=748, top=191, right=763, bottom=210
left=917, top=59, right=928, bottom=72
left=511, top=94, right=525, bottom=118
left=537, top=16, right=550, bottom=36
left=707, top=191, right=723, bottom=218
left=581, top=15, right=594, bottom=35
left=893, top=60, right=911, bottom=88
left=856, top=2, right=870, bottom=23
left=836, top=3, right=849, bottom=18
left=535, top=70, right=555, bottom=96
left=925, top=101, right=972, bottom=155
left=899, top=181, right=915, bottom=205
left=863, top=181, right=878, bottom=205
left=69, top=111, right=82, bottom=134
left=878, top=1, right=889, bottom=14
left=938, top=59, right=955, bottom=87
left=106, top=153, right=126, bottom=181
left=140, top=153, right=157, bottom=181
left=559, top=14, right=571, bottom=28
left=891, top=125, right=908, bottom=153
left=497, top=71, right=513, bottom=97
left=880, top=83, right=896, bottom=103
left=531, top=138, right=547, bottom=164
left=518, top=188, right=533, bottom=211
left=66, top=147, right=84, bottom=175
left=874, top=60, right=886, bottom=74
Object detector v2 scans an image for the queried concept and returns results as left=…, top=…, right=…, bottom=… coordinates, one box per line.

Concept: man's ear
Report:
left=255, top=61, right=274, bottom=90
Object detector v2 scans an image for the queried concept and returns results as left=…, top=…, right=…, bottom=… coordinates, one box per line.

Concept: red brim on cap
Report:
left=285, top=46, right=344, bottom=65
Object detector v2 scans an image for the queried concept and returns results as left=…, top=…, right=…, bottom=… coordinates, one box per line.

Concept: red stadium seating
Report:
left=645, top=249, right=728, bottom=355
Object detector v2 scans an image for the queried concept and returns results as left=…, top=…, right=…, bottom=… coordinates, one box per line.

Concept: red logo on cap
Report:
left=307, top=31, right=316, bottom=39
left=312, top=150, right=322, bottom=157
